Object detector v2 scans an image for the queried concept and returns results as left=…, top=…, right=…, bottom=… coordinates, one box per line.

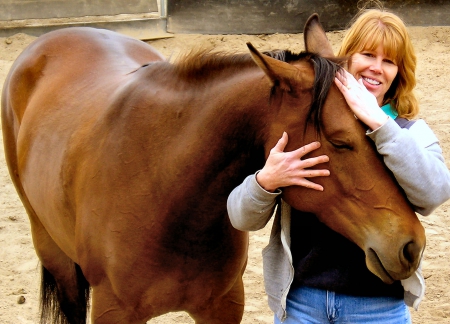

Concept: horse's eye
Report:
left=330, top=141, right=353, bottom=151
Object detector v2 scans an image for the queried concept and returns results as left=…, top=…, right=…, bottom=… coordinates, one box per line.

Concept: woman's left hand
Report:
left=334, top=69, right=389, bottom=130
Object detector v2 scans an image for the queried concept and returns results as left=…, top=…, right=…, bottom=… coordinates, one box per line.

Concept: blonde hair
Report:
left=338, top=9, right=419, bottom=118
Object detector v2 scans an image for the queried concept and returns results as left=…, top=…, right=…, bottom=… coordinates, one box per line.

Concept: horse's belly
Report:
left=80, top=212, right=249, bottom=310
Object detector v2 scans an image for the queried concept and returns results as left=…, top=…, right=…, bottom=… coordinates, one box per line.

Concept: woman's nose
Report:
left=370, top=58, right=383, bottom=73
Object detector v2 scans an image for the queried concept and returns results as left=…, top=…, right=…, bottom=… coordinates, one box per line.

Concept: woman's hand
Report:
left=334, top=69, right=388, bottom=130
left=256, top=132, right=330, bottom=192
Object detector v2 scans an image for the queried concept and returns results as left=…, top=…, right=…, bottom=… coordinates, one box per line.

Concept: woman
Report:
left=227, top=8, right=450, bottom=324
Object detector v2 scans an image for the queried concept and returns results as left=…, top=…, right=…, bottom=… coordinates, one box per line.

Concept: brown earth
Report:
left=1, top=26, right=450, bottom=323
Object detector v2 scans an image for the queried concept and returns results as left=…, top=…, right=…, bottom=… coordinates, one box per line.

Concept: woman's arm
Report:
left=227, top=173, right=281, bottom=231
left=335, top=70, right=450, bottom=215
left=368, top=118, right=450, bottom=215
left=227, top=132, right=330, bottom=231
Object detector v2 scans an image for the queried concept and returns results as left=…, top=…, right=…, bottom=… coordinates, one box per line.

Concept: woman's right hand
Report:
left=256, top=132, right=330, bottom=192
left=334, top=70, right=388, bottom=130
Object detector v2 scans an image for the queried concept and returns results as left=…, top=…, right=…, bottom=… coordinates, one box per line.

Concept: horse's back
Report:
left=4, top=27, right=164, bottom=121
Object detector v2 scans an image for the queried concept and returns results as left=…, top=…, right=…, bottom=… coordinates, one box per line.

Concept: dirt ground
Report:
left=1, top=25, right=450, bottom=324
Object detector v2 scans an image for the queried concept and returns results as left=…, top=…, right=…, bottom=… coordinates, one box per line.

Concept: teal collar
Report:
left=381, top=103, right=398, bottom=119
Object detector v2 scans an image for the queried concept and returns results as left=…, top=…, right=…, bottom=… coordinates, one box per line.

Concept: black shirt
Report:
left=290, top=209, right=404, bottom=298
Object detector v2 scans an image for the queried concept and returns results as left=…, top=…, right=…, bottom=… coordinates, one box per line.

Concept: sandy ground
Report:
left=1, top=26, right=450, bottom=324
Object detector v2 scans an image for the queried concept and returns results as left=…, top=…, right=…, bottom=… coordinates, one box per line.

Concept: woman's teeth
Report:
left=363, top=77, right=381, bottom=85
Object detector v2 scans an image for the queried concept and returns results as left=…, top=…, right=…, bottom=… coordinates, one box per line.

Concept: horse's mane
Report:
left=173, top=48, right=345, bottom=133
left=173, top=48, right=255, bottom=79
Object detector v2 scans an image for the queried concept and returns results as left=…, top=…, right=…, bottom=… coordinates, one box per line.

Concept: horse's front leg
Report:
left=90, top=282, right=151, bottom=324
left=188, top=266, right=246, bottom=324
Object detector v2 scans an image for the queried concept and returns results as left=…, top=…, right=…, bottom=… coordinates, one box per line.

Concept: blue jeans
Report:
left=274, top=286, right=411, bottom=324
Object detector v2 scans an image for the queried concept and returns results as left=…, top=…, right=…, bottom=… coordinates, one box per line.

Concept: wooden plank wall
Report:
left=167, top=0, right=450, bottom=34
left=0, top=0, right=158, bottom=20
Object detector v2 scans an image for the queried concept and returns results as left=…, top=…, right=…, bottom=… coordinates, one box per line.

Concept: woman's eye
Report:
left=330, top=142, right=353, bottom=151
left=384, top=59, right=396, bottom=65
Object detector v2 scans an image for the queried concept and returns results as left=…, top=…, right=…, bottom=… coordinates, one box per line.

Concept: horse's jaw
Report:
left=365, top=248, right=396, bottom=284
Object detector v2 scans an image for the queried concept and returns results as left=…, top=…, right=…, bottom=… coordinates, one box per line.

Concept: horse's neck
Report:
left=137, top=63, right=272, bottom=179
left=175, top=68, right=271, bottom=187
left=199, top=69, right=271, bottom=146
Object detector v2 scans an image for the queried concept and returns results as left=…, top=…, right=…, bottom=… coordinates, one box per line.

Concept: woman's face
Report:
left=348, top=44, right=399, bottom=106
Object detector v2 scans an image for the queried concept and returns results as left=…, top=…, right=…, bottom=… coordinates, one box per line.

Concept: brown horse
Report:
left=2, top=15, right=425, bottom=324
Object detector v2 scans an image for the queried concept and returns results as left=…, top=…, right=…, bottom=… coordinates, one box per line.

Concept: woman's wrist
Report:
left=367, top=114, right=389, bottom=131
left=256, top=170, right=278, bottom=193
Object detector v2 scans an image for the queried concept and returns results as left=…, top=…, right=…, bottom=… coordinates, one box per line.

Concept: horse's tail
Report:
left=40, top=263, right=90, bottom=324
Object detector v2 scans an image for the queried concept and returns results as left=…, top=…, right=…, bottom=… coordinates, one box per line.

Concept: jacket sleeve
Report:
left=367, top=117, right=450, bottom=215
left=227, top=172, right=282, bottom=231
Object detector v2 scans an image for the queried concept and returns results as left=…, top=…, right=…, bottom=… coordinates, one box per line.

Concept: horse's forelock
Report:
left=307, top=55, right=346, bottom=135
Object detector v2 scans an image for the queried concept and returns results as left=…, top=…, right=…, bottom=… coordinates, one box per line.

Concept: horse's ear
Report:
left=247, top=42, right=312, bottom=92
left=304, top=13, right=335, bottom=58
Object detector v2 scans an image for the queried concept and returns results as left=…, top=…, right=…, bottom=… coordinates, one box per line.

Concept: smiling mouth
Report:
left=362, top=76, right=381, bottom=86
left=366, top=248, right=395, bottom=284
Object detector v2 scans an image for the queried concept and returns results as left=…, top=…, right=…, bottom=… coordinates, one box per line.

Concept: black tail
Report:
left=40, top=263, right=90, bottom=324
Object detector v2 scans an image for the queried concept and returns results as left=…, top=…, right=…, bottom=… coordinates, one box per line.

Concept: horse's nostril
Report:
left=403, top=241, right=421, bottom=264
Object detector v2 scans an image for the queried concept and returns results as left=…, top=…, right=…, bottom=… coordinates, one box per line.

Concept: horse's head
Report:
left=247, top=14, right=425, bottom=283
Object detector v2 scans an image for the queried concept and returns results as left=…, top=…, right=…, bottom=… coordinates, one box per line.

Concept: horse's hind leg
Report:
left=41, top=263, right=89, bottom=324
left=30, top=216, right=90, bottom=324
left=3, top=100, right=90, bottom=322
